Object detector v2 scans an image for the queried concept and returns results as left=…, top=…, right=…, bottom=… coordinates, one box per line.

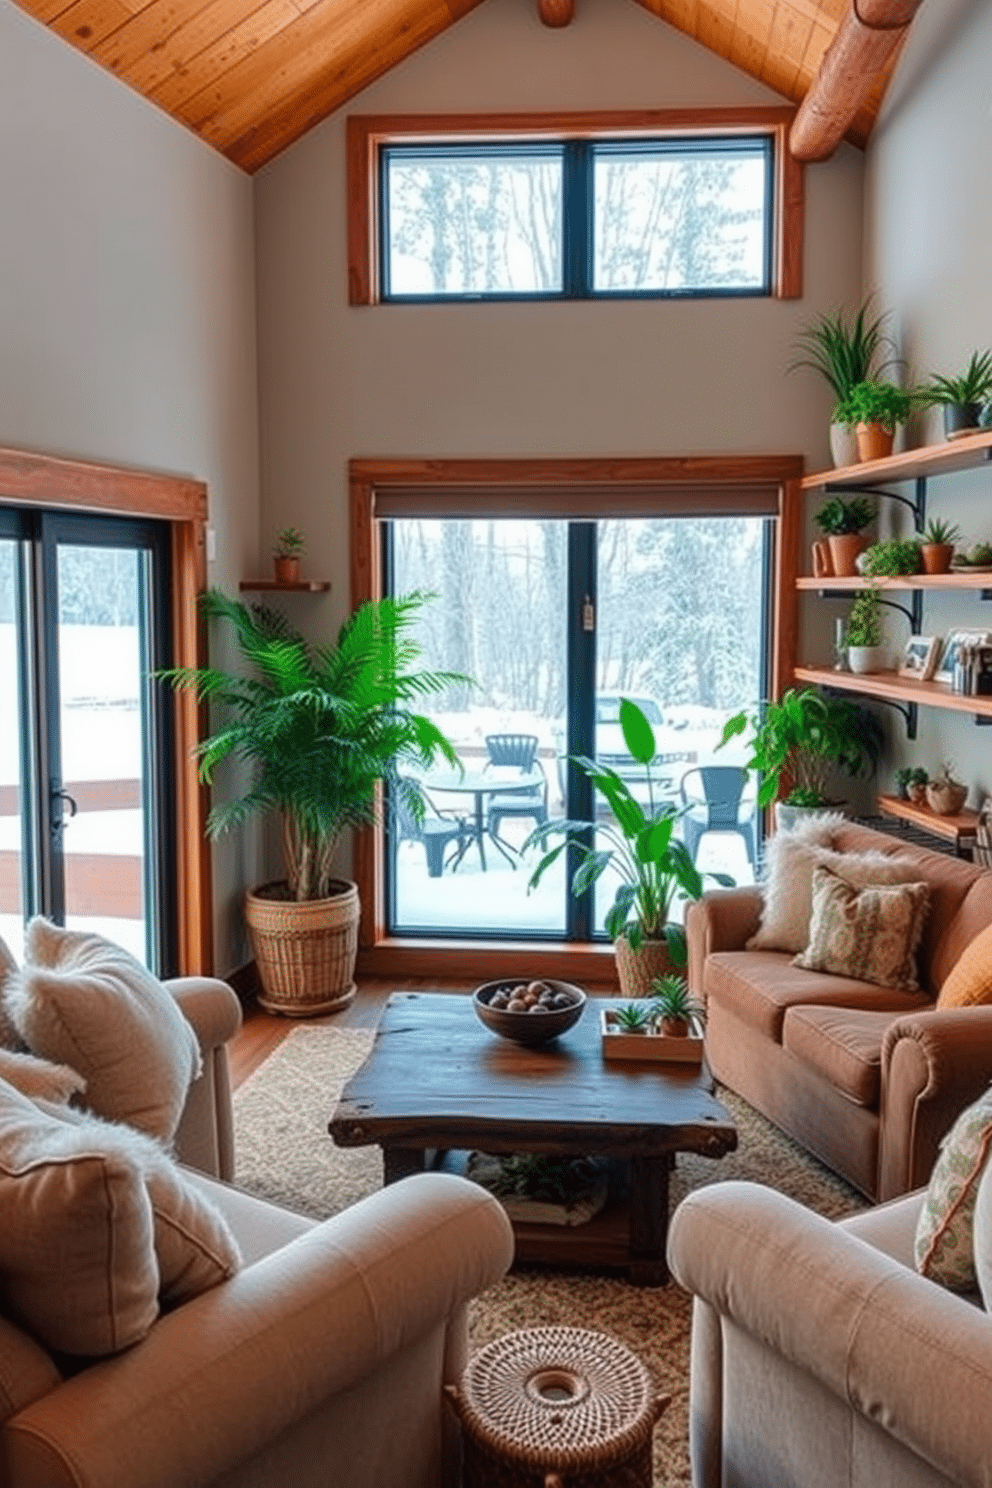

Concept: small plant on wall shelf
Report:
left=861, top=538, right=922, bottom=577
left=814, top=495, right=875, bottom=536
left=273, top=526, right=305, bottom=583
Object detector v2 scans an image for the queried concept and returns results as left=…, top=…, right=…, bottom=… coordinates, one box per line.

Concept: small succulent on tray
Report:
left=953, top=541, right=992, bottom=567
left=612, top=1002, right=656, bottom=1033
left=649, top=974, right=706, bottom=1038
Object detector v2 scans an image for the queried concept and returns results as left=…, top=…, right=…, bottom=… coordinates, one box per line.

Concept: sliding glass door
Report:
left=386, top=511, right=768, bottom=939
left=0, top=508, right=175, bottom=970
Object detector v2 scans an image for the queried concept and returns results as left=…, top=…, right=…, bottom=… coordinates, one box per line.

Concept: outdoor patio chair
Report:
left=392, top=782, right=474, bottom=878
left=679, top=765, right=756, bottom=866
left=483, top=734, right=548, bottom=843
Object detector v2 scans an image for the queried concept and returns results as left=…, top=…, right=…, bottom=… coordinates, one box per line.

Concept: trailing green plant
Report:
left=790, top=300, right=895, bottom=418
left=861, top=538, right=922, bottom=577
left=922, top=517, right=961, bottom=547
left=161, top=589, right=468, bottom=901
left=649, top=974, right=706, bottom=1028
left=843, top=587, right=883, bottom=649
left=836, top=379, right=913, bottom=433
left=524, top=698, right=732, bottom=964
left=918, top=350, right=992, bottom=407
left=814, top=495, right=875, bottom=536
left=719, top=686, right=885, bottom=809
left=273, top=526, right=305, bottom=559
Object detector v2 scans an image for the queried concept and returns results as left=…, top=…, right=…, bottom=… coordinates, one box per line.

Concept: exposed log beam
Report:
left=537, top=0, right=575, bottom=25
left=789, top=0, right=923, bottom=161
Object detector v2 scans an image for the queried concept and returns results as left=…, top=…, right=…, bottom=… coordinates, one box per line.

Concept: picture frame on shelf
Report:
left=898, top=635, right=941, bottom=682
left=934, top=629, right=992, bottom=685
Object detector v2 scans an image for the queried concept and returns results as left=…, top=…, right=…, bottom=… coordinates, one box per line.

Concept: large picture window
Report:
left=348, top=109, right=803, bottom=305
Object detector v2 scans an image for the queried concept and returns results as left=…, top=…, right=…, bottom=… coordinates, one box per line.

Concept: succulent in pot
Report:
left=919, top=517, right=961, bottom=575
left=907, top=766, right=929, bottom=806
left=926, top=762, right=968, bottom=817
left=649, top=974, right=705, bottom=1038
left=894, top=766, right=914, bottom=800
left=918, top=350, right=992, bottom=437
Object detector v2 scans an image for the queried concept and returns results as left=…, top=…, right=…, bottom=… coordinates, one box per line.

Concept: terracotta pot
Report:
left=273, top=555, right=299, bottom=584
left=812, top=541, right=833, bottom=578
left=660, top=1015, right=689, bottom=1038
left=855, top=421, right=895, bottom=463
left=826, top=533, right=868, bottom=578
left=613, top=934, right=675, bottom=1001
left=920, top=542, right=954, bottom=575
left=926, top=782, right=968, bottom=817
left=245, top=878, right=359, bottom=1015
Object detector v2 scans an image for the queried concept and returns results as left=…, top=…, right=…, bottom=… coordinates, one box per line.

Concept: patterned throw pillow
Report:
left=793, top=865, right=930, bottom=991
left=915, top=1086, right=992, bottom=1291
left=937, top=923, right=992, bottom=1008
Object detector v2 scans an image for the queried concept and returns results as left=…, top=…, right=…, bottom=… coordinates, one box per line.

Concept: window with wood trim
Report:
left=348, top=110, right=803, bottom=306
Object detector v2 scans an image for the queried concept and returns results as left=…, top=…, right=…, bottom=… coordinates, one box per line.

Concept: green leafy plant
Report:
left=719, top=686, right=885, bottom=809
left=814, top=495, right=875, bottom=536
left=922, top=517, right=961, bottom=546
left=485, top=1154, right=603, bottom=1206
left=790, top=300, right=895, bottom=418
left=953, top=541, right=992, bottom=567
left=613, top=1002, right=654, bottom=1032
left=836, top=380, right=913, bottom=433
left=524, top=698, right=731, bottom=964
left=649, top=973, right=706, bottom=1031
left=861, top=538, right=922, bottom=577
left=895, top=766, right=914, bottom=794
left=910, top=766, right=929, bottom=786
left=843, top=587, right=883, bottom=649
left=918, top=350, right=992, bottom=407
left=161, top=589, right=467, bottom=901
left=273, top=526, right=305, bottom=559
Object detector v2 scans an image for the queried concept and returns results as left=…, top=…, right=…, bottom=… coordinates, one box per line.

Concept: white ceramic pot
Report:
left=829, top=422, right=860, bottom=469
left=847, top=645, right=888, bottom=674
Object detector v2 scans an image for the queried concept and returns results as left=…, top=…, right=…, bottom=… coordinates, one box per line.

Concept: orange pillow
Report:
left=937, top=924, right=992, bottom=1008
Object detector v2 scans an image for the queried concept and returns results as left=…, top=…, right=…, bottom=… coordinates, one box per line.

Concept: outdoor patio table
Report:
left=424, top=767, right=545, bottom=871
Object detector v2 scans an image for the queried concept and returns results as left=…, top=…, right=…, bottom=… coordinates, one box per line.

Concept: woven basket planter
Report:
left=612, top=935, right=676, bottom=1001
left=245, top=879, right=359, bottom=1016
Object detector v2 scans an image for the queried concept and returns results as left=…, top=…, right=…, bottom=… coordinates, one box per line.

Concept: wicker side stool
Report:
left=446, top=1326, right=668, bottom=1488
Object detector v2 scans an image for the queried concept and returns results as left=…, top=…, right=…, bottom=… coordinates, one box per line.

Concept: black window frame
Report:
left=378, top=134, right=775, bottom=305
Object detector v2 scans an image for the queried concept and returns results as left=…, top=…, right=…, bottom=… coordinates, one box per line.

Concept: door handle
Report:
left=50, top=787, right=78, bottom=835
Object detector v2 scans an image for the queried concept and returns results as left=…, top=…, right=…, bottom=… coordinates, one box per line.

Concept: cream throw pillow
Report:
left=4, top=919, right=201, bottom=1142
left=915, top=1086, right=992, bottom=1292
left=793, top=865, right=930, bottom=991
left=0, top=1078, right=240, bottom=1357
left=747, top=816, right=923, bottom=954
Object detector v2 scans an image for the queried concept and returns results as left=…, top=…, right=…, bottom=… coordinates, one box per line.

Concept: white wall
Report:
left=864, top=0, right=992, bottom=804
left=254, top=0, right=867, bottom=860
left=0, top=2, right=262, bottom=973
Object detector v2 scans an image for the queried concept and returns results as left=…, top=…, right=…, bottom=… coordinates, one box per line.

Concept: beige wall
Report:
left=254, top=0, right=867, bottom=859
left=0, top=3, right=262, bottom=973
left=864, top=0, right=992, bottom=806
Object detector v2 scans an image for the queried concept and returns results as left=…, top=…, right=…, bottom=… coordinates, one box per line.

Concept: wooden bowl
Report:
left=472, top=979, right=586, bottom=1045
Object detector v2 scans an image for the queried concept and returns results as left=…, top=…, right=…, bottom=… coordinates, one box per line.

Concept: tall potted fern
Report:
left=164, top=589, right=464, bottom=1014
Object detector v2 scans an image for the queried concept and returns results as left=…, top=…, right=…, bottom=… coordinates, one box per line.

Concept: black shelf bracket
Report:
left=824, top=476, right=927, bottom=532
left=878, top=591, right=923, bottom=632
left=821, top=681, right=918, bottom=740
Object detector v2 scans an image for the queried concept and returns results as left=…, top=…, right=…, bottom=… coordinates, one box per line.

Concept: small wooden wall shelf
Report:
left=239, top=580, right=330, bottom=592
left=801, top=431, right=992, bottom=491
left=877, top=793, right=979, bottom=853
left=794, top=664, right=992, bottom=722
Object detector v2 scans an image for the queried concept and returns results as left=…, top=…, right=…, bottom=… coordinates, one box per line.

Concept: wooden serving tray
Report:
left=600, top=1010, right=705, bottom=1064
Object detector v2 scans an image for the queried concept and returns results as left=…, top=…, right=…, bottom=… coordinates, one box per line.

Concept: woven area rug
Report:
left=234, top=1024, right=868, bottom=1485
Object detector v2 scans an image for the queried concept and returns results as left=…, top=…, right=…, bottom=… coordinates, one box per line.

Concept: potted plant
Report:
left=860, top=538, right=922, bottom=578
left=919, top=516, right=961, bottom=575
left=163, top=588, right=466, bottom=1014
left=926, top=762, right=968, bottom=816
left=273, top=526, right=305, bottom=583
left=813, top=494, right=875, bottom=578
left=524, top=699, right=731, bottom=999
left=719, top=686, right=885, bottom=830
left=843, top=586, right=887, bottom=674
left=649, top=973, right=705, bottom=1037
left=835, top=379, right=914, bottom=463
left=918, top=350, right=992, bottom=437
left=790, top=299, right=895, bottom=467
left=907, top=766, right=929, bottom=806
left=894, top=766, right=914, bottom=800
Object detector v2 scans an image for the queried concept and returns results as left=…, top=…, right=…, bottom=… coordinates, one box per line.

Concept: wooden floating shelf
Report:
left=802, top=432, right=992, bottom=491
left=795, top=665, right=992, bottom=720
left=876, top=793, right=979, bottom=846
left=239, top=580, right=330, bottom=592
left=797, top=573, right=992, bottom=592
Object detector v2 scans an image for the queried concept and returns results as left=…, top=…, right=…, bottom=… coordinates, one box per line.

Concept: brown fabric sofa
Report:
left=668, top=1177, right=992, bottom=1488
left=0, top=976, right=515, bottom=1488
left=686, top=821, right=992, bottom=1200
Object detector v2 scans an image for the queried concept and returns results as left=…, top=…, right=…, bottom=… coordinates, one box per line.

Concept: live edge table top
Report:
left=331, top=991, right=736, bottom=1158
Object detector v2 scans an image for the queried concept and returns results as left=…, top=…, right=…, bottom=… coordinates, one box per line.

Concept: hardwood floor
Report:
left=228, top=976, right=477, bottom=1088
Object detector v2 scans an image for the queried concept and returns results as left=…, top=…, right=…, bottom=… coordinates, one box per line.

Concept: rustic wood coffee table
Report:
left=329, top=992, right=736, bottom=1285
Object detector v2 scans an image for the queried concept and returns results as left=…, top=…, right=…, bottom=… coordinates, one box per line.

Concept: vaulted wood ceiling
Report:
left=15, top=0, right=902, bottom=173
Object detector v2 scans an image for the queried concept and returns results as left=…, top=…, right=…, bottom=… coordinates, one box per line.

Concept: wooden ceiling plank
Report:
left=225, top=0, right=487, bottom=169
left=178, top=0, right=455, bottom=140
left=693, top=0, right=737, bottom=60
left=49, top=0, right=139, bottom=50
left=121, top=0, right=284, bottom=98
left=731, top=0, right=774, bottom=77
left=151, top=0, right=298, bottom=111
left=14, top=0, right=86, bottom=26
left=760, top=2, right=813, bottom=97
left=92, top=0, right=226, bottom=77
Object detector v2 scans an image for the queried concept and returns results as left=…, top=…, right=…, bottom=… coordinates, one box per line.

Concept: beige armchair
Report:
left=0, top=975, right=516, bottom=1488
left=668, top=1179, right=992, bottom=1488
